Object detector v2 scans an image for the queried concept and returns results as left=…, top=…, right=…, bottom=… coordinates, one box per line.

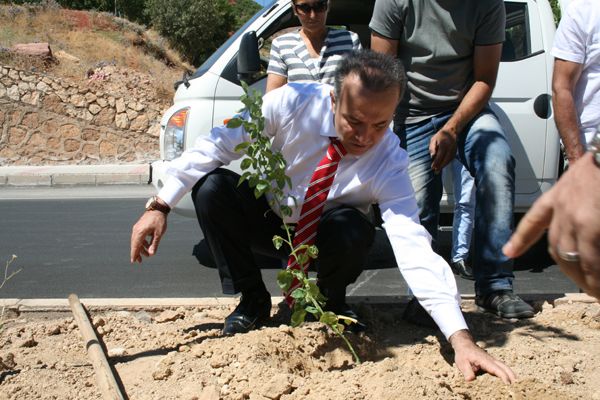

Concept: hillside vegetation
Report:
left=0, top=4, right=193, bottom=101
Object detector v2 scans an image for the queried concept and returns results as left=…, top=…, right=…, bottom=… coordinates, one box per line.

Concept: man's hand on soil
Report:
left=449, top=329, right=516, bottom=384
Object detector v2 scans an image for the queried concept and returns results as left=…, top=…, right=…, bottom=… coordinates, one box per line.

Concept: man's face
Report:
left=331, top=74, right=399, bottom=156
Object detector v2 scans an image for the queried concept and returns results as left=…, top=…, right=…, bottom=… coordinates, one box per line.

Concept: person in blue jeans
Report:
left=370, top=0, right=534, bottom=319
left=447, top=159, right=475, bottom=281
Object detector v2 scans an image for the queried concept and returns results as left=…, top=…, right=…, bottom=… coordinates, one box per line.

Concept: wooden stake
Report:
left=68, top=293, right=125, bottom=400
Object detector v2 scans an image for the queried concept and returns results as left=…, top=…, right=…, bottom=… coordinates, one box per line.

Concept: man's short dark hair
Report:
left=333, top=49, right=405, bottom=100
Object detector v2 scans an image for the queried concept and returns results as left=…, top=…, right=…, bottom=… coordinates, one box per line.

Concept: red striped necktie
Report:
left=284, top=137, right=347, bottom=306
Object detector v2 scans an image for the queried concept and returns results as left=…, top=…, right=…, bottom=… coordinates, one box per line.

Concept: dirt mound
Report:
left=1, top=300, right=599, bottom=399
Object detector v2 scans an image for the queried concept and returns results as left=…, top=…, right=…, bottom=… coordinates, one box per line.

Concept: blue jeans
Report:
left=395, top=109, right=515, bottom=296
left=448, top=158, right=475, bottom=263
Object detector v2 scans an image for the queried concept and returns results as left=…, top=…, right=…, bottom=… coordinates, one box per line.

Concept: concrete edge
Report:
left=0, top=164, right=151, bottom=187
left=0, top=293, right=595, bottom=312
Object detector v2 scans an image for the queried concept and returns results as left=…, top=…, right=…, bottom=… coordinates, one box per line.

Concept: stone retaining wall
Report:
left=0, top=64, right=164, bottom=165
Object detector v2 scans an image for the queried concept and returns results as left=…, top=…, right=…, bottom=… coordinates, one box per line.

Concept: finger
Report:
left=148, top=229, right=163, bottom=256
left=503, top=191, right=554, bottom=258
left=140, top=238, right=151, bottom=257
left=436, top=147, right=455, bottom=172
left=578, top=240, right=600, bottom=298
left=130, top=228, right=144, bottom=263
left=456, top=358, right=477, bottom=382
left=477, top=356, right=513, bottom=385
left=552, top=200, right=578, bottom=266
left=493, top=359, right=516, bottom=384
left=429, top=137, right=438, bottom=160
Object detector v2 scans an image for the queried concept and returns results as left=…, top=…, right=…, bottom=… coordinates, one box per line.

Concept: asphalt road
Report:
left=0, top=186, right=578, bottom=299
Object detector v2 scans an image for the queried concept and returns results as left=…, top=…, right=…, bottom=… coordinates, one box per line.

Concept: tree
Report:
left=231, top=0, right=261, bottom=28
left=145, top=0, right=234, bottom=66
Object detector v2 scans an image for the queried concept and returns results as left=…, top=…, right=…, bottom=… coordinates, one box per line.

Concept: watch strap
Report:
left=146, top=196, right=171, bottom=215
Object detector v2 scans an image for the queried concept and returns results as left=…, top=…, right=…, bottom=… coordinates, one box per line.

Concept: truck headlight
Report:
left=164, top=108, right=189, bottom=160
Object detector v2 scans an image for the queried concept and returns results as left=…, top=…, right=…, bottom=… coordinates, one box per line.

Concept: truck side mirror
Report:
left=237, top=31, right=261, bottom=83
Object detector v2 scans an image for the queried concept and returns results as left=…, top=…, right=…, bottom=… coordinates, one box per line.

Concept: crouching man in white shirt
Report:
left=130, top=50, right=516, bottom=383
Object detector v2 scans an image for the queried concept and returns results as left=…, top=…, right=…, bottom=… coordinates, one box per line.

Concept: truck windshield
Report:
left=192, top=1, right=277, bottom=79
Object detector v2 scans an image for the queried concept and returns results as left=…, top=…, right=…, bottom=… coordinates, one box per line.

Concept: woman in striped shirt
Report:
left=266, top=0, right=362, bottom=92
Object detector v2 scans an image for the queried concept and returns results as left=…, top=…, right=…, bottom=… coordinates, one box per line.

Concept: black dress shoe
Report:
left=222, top=291, right=272, bottom=336
left=475, top=290, right=534, bottom=319
left=402, top=297, right=437, bottom=329
left=449, top=259, right=475, bottom=280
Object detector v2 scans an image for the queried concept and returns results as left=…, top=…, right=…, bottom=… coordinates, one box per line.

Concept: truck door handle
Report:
left=534, top=94, right=551, bottom=119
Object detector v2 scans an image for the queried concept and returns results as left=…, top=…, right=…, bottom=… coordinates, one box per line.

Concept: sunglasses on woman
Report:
left=293, top=0, right=328, bottom=15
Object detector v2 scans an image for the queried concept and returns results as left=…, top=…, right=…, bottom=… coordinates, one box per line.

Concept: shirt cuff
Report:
left=157, top=177, right=190, bottom=209
left=429, top=301, right=469, bottom=340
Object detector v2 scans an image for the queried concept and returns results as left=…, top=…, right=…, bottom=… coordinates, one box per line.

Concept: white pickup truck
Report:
left=150, top=0, right=562, bottom=224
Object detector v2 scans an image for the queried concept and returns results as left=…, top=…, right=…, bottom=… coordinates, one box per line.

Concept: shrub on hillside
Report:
left=145, top=0, right=234, bottom=67
left=233, top=0, right=262, bottom=28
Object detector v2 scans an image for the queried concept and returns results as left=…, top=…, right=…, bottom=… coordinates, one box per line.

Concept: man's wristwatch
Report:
left=589, top=130, right=600, bottom=168
left=145, top=196, right=171, bottom=215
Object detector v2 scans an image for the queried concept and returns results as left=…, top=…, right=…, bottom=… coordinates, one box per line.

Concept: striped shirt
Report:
left=267, top=28, right=361, bottom=85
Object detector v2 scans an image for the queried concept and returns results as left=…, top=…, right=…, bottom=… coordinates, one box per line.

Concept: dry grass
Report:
left=0, top=4, right=192, bottom=100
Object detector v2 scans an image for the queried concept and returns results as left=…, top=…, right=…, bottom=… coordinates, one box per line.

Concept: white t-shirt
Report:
left=552, top=0, right=600, bottom=143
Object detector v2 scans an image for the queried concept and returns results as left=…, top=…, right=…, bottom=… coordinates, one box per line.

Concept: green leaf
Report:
left=240, top=158, right=252, bottom=170
left=234, top=142, right=250, bottom=152
left=305, top=306, right=319, bottom=314
left=319, top=311, right=338, bottom=326
left=297, top=252, right=309, bottom=266
left=272, top=235, right=284, bottom=250
left=277, top=270, right=293, bottom=290
left=307, top=245, right=319, bottom=259
left=307, top=281, right=320, bottom=298
left=256, top=181, right=269, bottom=193
left=249, top=175, right=258, bottom=188
left=291, top=288, right=306, bottom=300
left=291, top=309, right=307, bottom=327
left=291, top=269, right=307, bottom=281
left=226, top=118, right=243, bottom=128
left=280, top=205, right=292, bottom=217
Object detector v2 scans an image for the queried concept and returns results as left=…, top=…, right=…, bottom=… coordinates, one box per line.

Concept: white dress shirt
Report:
left=158, top=82, right=468, bottom=339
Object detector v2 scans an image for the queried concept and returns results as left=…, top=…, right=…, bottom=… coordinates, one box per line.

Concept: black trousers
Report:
left=191, top=168, right=375, bottom=302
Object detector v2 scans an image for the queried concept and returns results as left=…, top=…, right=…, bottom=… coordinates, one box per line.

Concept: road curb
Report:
left=1, top=293, right=595, bottom=312
left=0, top=164, right=150, bottom=187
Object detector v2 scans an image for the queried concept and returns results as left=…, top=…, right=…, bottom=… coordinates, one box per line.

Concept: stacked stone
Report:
left=0, top=65, right=164, bottom=165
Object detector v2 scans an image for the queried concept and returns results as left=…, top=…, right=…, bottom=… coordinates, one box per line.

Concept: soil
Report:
left=1, top=299, right=599, bottom=400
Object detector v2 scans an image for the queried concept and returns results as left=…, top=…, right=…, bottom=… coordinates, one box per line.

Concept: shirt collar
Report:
left=320, top=107, right=337, bottom=139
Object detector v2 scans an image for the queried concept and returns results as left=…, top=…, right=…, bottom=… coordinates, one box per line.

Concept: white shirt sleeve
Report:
left=552, top=1, right=586, bottom=64
left=373, top=146, right=468, bottom=340
left=158, top=89, right=287, bottom=208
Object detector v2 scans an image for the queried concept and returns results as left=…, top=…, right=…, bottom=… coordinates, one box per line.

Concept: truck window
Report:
left=502, top=2, right=532, bottom=62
